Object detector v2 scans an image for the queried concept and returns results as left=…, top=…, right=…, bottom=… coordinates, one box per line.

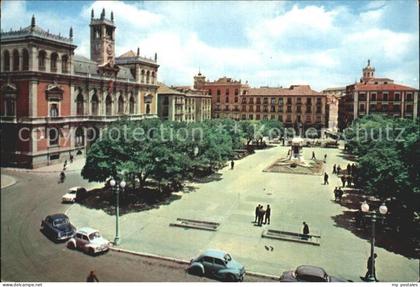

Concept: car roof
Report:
left=296, top=265, right=327, bottom=278
left=47, top=213, right=68, bottom=220
left=77, top=227, right=98, bottom=235
left=201, top=249, right=227, bottom=259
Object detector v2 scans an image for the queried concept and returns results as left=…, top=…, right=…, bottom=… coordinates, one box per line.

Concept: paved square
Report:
left=68, top=145, right=418, bottom=281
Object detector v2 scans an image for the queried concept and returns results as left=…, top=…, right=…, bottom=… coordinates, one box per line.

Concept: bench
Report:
left=262, top=229, right=321, bottom=246
left=169, top=218, right=220, bottom=231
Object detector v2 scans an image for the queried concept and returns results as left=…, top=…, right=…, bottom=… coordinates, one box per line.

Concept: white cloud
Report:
left=1, top=1, right=418, bottom=91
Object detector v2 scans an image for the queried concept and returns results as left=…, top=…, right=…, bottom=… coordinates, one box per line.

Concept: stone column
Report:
left=28, top=80, right=38, bottom=117
left=401, top=91, right=404, bottom=118
left=413, top=91, right=418, bottom=120
left=353, top=92, right=358, bottom=120
left=29, top=45, right=37, bottom=71
left=70, top=85, right=76, bottom=116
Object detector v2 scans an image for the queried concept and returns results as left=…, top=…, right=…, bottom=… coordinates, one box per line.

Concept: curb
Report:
left=1, top=167, right=82, bottom=174
left=0, top=175, right=17, bottom=190
left=109, top=247, right=280, bottom=281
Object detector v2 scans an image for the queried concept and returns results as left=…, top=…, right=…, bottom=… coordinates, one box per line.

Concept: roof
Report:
left=157, top=82, right=184, bottom=95
left=323, top=87, right=345, bottom=92
left=73, top=55, right=135, bottom=80
left=351, top=83, right=417, bottom=92
left=77, top=227, right=98, bottom=235
left=247, top=85, right=323, bottom=96
left=118, top=50, right=137, bottom=58
left=296, top=265, right=327, bottom=278
left=201, top=249, right=227, bottom=259
left=47, top=213, right=69, bottom=220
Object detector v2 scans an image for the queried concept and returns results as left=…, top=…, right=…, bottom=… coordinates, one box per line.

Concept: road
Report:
left=0, top=170, right=272, bottom=282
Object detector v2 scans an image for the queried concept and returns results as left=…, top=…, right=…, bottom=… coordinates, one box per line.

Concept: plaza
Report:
left=67, top=145, right=418, bottom=282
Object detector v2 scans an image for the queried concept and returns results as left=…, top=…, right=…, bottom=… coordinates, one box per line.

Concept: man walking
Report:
left=323, top=154, right=327, bottom=163
left=311, top=151, right=316, bottom=160
left=333, top=164, right=337, bottom=174
left=324, top=172, right=329, bottom=185
left=302, top=222, right=310, bottom=240
left=341, top=175, right=346, bottom=187
left=264, top=205, right=271, bottom=225
left=231, top=160, right=234, bottom=170
left=258, top=206, right=266, bottom=226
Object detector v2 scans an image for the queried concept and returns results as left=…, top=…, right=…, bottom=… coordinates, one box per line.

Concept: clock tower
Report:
left=90, top=8, right=116, bottom=65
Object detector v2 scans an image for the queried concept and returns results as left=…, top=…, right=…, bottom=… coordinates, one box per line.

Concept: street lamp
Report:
left=361, top=201, right=388, bottom=282
left=110, top=178, right=126, bottom=245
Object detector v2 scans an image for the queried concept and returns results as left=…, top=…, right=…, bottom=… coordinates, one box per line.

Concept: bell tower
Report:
left=90, top=8, right=116, bottom=65
left=193, top=70, right=206, bottom=90
left=361, top=59, right=375, bottom=83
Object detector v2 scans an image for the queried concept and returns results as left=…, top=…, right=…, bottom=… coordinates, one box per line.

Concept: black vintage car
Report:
left=41, top=213, right=76, bottom=242
left=280, top=265, right=347, bottom=282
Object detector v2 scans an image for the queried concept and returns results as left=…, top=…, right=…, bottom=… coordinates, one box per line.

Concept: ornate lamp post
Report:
left=361, top=201, right=388, bottom=282
left=109, top=178, right=126, bottom=245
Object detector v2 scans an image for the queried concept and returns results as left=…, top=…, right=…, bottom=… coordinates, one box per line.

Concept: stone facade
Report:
left=323, top=87, right=345, bottom=132
left=338, top=60, right=418, bottom=130
left=0, top=11, right=159, bottom=168
left=157, top=83, right=211, bottom=122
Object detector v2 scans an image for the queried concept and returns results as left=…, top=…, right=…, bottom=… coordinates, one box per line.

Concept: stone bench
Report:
left=169, top=218, right=220, bottom=231
left=262, top=229, right=321, bottom=246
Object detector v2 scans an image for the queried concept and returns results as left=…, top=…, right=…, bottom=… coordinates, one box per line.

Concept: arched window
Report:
left=4, top=98, right=16, bottom=116
left=62, top=55, right=68, bottom=73
left=75, top=127, right=84, bottom=147
left=38, top=50, right=46, bottom=70
left=118, top=95, right=124, bottom=114
left=12, top=50, right=19, bottom=71
left=146, top=71, right=150, bottom=84
left=3, top=50, right=10, bottom=71
left=105, top=95, right=112, bottom=115
left=91, top=91, right=98, bottom=115
left=76, top=91, right=84, bottom=116
left=129, top=95, right=135, bottom=114
left=50, top=53, right=58, bottom=72
left=22, top=49, right=29, bottom=71
left=49, top=127, right=59, bottom=146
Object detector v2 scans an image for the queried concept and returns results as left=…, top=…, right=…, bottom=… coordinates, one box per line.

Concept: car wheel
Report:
left=67, top=242, right=75, bottom=249
left=88, top=248, right=95, bottom=256
left=225, top=274, right=236, bottom=282
left=188, top=266, right=204, bottom=276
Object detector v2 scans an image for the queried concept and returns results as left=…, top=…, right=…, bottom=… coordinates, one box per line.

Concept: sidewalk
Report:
left=1, top=174, right=17, bottom=189
left=2, top=158, right=86, bottom=174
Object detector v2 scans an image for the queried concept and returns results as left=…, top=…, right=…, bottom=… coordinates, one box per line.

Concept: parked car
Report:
left=62, top=186, right=87, bottom=203
left=187, top=249, right=245, bottom=281
left=280, top=265, right=347, bottom=282
left=67, top=227, right=110, bottom=255
left=41, top=213, right=76, bottom=241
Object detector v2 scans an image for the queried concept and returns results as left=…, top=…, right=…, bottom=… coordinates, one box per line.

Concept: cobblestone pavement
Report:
left=67, top=145, right=419, bottom=282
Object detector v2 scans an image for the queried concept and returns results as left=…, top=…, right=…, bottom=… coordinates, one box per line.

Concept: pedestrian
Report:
left=231, top=160, right=234, bottom=170
left=334, top=187, right=339, bottom=201
left=355, top=209, right=363, bottom=227
left=323, top=154, right=327, bottom=163
left=302, top=222, right=310, bottom=240
left=352, top=163, right=357, bottom=176
left=364, top=254, right=378, bottom=281
left=332, top=164, right=337, bottom=174
left=347, top=163, right=351, bottom=175
left=338, top=187, right=343, bottom=202
left=69, top=153, right=74, bottom=163
left=311, top=151, right=316, bottom=160
left=337, top=165, right=341, bottom=175
left=254, top=204, right=260, bottom=223
left=341, top=175, right=346, bottom=187
left=258, top=206, right=266, bottom=226
left=59, top=171, right=65, bottom=183
left=86, top=270, right=99, bottom=282
left=324, top=172, right=329, bottom=185
left=264, top=205, right=271, bottom=225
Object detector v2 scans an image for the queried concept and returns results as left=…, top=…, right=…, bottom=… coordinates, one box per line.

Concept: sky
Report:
left=2, top=0, right=419, bottom=91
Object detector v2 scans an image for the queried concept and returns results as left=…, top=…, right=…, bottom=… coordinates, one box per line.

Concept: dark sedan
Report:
left=280, top=265, right=347, bottom=282
left=41, top=213, right=76, bottom=242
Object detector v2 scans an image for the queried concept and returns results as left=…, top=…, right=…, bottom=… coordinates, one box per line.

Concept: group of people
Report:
left=254, top=204, right=271, bottom=226
left=311, top=152, right=328, bottom=163
left=58, top=153, right=74, bottom=183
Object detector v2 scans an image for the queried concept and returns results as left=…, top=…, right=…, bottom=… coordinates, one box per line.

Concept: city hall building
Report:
left=0, top=10, right=159, bottom=168
left=338, top=60, right=419, bottom=129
